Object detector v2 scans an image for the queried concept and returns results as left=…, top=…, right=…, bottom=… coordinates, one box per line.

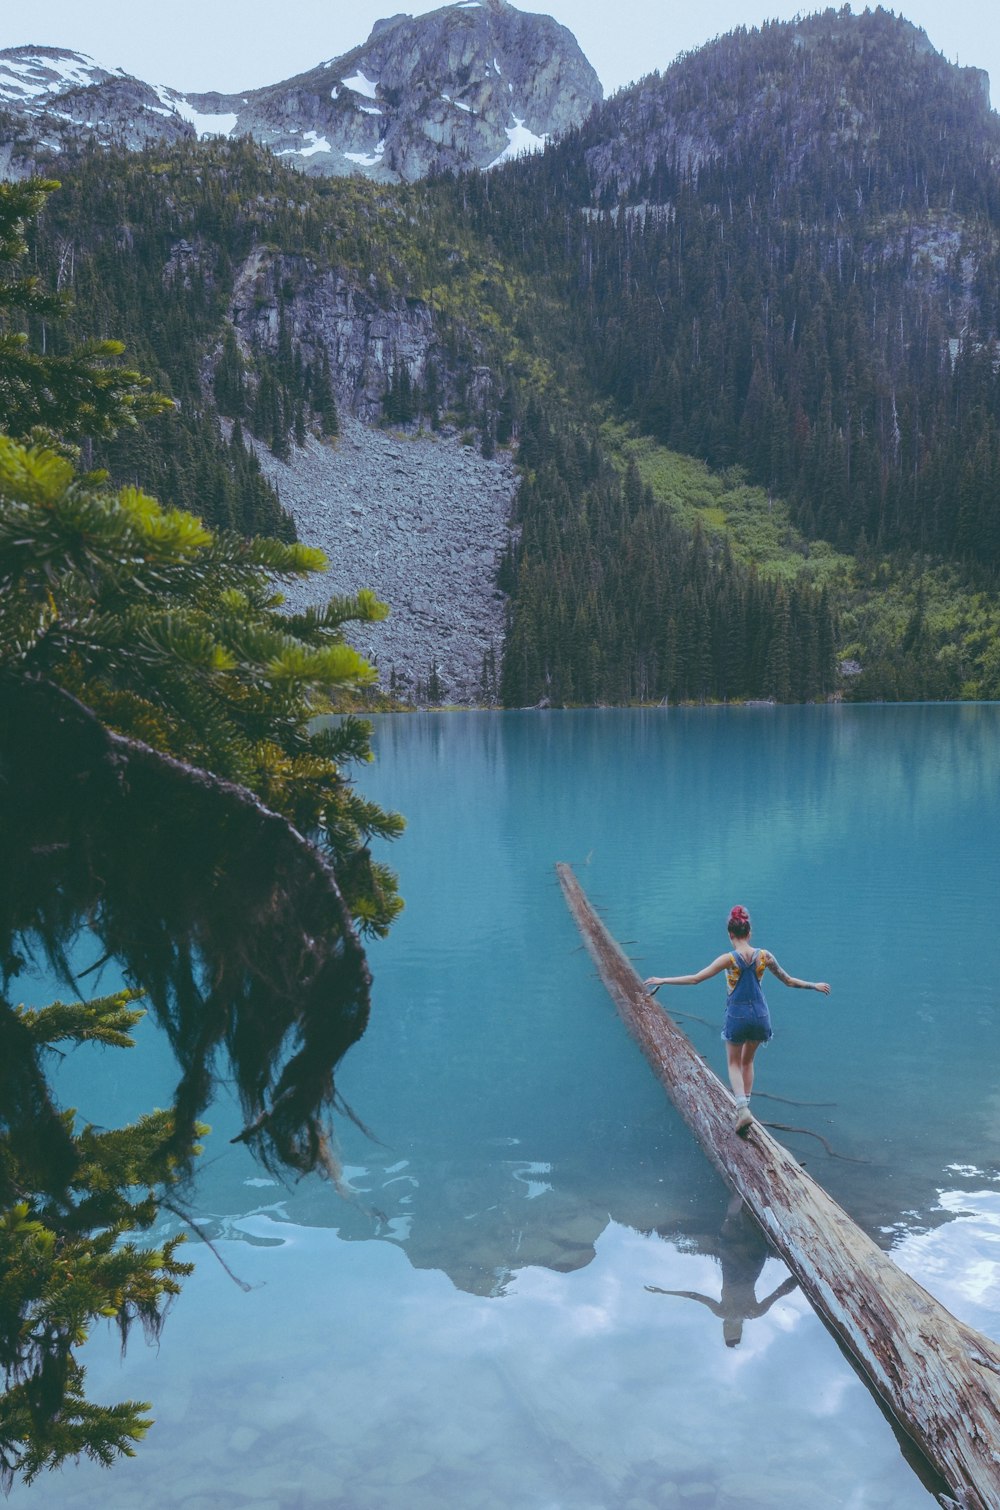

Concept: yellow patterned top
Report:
left=726, top=949, right=769, bottom=993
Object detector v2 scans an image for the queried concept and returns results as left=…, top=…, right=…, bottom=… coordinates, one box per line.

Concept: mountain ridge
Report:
left=574, top=9, right=993, bottom=202
left=0, top=1, right=601, bottom=181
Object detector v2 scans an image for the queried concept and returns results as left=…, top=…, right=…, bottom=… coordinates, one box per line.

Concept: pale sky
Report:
left=0, top=0, right=995, bottom=105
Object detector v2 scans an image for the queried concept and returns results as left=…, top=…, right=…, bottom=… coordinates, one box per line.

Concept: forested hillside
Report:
left=460, top=7, right=1000, bottom=697
left=15, top=131, right=833, bottom=703
left=11, top=6, right=1000, bottom=705
left=499, top=406, right=835, bottom=704
left=21, top=139, right=531, bottom=536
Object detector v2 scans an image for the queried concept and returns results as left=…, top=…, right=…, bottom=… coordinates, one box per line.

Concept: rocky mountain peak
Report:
left=0, top=45, right=195, bottom=160
left=189, top=0, right=602, bottom=180
left=0, top=45, right=118, bottom=98
left=0, top=2, right=602, bottom=182
left=577, top=8, right=995, bottom=201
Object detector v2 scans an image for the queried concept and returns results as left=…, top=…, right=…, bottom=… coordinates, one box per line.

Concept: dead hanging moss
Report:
left=0, top=674, right=372, bottom=1178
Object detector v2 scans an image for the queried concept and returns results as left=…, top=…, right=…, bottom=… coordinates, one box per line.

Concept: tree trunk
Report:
left=557, top=862, right=1000, bottom=1510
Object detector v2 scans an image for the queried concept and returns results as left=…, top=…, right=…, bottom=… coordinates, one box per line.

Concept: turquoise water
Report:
left=12, top=706, right=1000, bottom=1508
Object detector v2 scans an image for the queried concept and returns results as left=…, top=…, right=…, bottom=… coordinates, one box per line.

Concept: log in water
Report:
left=557, top=861, right=1000, bottom=1510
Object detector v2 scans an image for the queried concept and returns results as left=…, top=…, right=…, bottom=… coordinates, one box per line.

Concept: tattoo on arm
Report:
left=766, top=953, right=797, bottom=988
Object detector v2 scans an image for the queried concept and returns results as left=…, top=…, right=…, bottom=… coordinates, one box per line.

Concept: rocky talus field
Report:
left=255, top=417, right=519, bottom=703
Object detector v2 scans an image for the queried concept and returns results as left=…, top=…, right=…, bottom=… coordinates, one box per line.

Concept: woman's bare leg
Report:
left=727, top=1042, right=761, bottom=1132
left=740, top=1042, right=761, bottom=1097
left=725, top=1043, right=746, bottom=1098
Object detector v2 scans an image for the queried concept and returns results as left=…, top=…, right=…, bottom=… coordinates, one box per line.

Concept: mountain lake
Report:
left=10, top=705, right=1000, bottom=1510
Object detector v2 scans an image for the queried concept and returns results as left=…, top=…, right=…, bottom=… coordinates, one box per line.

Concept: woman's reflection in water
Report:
left=646, top=1194, right=798, bottom=1347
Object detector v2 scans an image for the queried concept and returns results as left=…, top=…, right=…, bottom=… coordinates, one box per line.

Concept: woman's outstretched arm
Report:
left=764, top=953, right=830, bottom=994
left=644, top=954, right=733, bottom=990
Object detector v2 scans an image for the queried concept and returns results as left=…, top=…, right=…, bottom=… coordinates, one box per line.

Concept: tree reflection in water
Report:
left=0, top=677, right=373, bottom=1484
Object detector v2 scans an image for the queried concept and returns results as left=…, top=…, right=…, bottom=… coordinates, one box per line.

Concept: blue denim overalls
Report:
left=723, top=948, right=773, bottom=1044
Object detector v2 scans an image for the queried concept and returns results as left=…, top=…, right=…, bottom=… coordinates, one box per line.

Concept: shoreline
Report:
left=349, top=695, right=1000, bottom=715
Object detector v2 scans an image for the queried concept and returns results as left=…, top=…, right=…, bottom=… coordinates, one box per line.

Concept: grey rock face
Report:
left=253, top=416, right=518, bottom=702
left=223, top=245, right=519, bottom=701
left=211, top=0, right=602, bottom=180
left=230, top=247, right=451, bottom=423
left=0, top=2, right=602, bottom=182
left=0, top=45, right=119, bottom=109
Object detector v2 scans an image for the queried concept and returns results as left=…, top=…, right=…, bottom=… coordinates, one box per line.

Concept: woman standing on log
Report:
left=644, top=905, right=830, bottom=1133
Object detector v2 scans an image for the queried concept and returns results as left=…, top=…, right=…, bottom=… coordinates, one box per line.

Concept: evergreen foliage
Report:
left=471, top=8, right=1000, bottom=579
left=0, top=989, right=194, bottom=1490
left=0, top=434, right=402, bottom=932
left=608, top=428, right=1000, bottom=698
left=0, top=178, right=167, bottom=447
left=0, top=169, right=405, bottom=1487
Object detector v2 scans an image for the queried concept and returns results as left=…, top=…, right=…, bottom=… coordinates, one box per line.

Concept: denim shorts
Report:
left=722, top=1004, right=773, bottom=1044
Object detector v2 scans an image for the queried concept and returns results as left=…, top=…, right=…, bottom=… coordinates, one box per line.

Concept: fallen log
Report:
left=557, top=862, right=1000, bottom=1510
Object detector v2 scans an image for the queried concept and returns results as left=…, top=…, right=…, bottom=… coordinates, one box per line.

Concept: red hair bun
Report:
left=727, top=905, right=751, bottom=937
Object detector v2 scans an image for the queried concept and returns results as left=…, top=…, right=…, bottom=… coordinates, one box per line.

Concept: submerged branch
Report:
left=754, top=1091, right=837, bottom=1109
left=160, top=1200, right=254, bottom=1292
left=760, top=1121, right=868, bottom=1163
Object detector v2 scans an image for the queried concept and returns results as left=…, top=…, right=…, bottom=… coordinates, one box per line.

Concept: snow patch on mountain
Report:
left=344, top=141, right=386, bottom=167
left=489, top=115, right=547, bottom=167
left=0, top=48, right=119, bottom=102
left=277, top=131, right=333, bottom=158
left=342, top=71, right=380, bottom=99
left=163, top=91, right=238, bottom=138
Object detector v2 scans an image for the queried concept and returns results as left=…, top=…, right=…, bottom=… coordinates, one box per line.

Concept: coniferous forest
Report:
left=500, top=409, right=835, bottom=704
left=459, top=8, right=1000, bottom=701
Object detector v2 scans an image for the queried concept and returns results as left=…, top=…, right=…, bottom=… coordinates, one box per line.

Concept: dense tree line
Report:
left=502, top=406, right=836, bottom=704
left=18, top=154, right=293, bottom=536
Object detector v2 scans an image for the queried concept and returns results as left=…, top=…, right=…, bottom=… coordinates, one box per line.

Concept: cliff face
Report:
left=205, top=0, right=602, bottom=179
left=0, top=2, right=601, bottom=182
left=227, top=245, right=497, bottom=425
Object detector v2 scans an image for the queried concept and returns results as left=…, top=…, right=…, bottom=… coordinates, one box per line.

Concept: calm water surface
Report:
left=12, top=706, right=1000, bottom=1509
